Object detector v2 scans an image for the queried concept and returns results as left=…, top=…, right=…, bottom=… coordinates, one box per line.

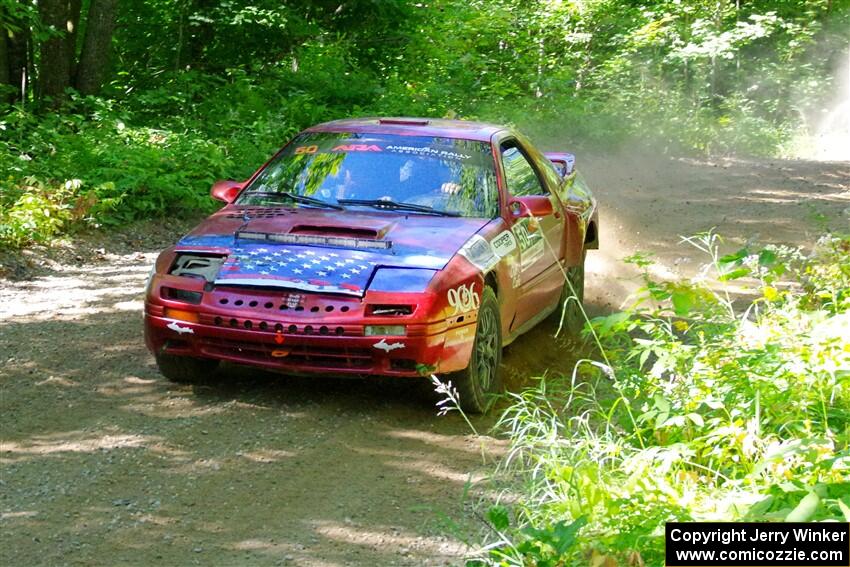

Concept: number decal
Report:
left=294, top=145, right=319, bottom=155
left=447, top=283, right=480, bottom=315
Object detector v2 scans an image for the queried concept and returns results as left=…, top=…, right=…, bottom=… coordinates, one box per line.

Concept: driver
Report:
left=397, top=157, right=461, bottom=203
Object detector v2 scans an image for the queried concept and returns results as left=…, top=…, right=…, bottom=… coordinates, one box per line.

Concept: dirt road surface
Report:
left=2, top=154, right=848, bottom=566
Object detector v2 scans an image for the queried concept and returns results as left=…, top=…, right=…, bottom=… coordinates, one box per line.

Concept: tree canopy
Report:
left=1, top=0, right=848, bottom=245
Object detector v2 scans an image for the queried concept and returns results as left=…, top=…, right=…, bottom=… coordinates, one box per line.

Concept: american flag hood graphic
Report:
left=175, top=231, right=466, bottom=297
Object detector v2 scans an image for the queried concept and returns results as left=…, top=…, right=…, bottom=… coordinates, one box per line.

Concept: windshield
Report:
left=237, top=132, right=499, bottom=218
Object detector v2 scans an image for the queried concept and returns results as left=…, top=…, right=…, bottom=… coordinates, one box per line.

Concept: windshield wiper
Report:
left=337, top=198, right=460, bottom=217
left=242, top=191, right=344, bottom=211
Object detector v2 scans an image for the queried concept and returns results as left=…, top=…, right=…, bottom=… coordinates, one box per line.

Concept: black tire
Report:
left=449, top=286, right=502, bottom=414
left=155, top=353, right=219, bottom=384
left=552, top=251, right=586, bottom=336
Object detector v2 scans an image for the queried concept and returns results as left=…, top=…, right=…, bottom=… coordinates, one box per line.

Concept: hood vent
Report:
left=289, top=224, right=379, bottom=239
left=235, top=230, right=392, bottom=250
left=225, top=207, right=294, bottom=219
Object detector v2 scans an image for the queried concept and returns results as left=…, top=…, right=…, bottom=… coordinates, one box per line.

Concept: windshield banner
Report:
left=289, top=136, right=492, bottom=165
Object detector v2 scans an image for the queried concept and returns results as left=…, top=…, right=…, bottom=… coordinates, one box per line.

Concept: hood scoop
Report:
left=289, top=224, right=380, bottom=239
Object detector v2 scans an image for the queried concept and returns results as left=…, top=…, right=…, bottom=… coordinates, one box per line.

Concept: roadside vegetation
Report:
left=463, top=233, right=850, bottom=565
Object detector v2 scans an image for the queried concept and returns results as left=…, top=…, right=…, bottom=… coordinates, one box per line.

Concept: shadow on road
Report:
left=2, top=300, right=495, bottom=566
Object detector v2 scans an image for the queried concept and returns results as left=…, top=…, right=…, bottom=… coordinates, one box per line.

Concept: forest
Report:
left=1, top=1, right=849, bottom=566
left=2, top=0, right=849, bottom=246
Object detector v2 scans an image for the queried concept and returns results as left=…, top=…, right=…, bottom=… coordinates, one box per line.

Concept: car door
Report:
left=497, top=138, right=566, bottom=329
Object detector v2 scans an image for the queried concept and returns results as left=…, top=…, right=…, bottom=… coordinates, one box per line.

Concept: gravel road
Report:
left=2, top=153, right=848, bottom=566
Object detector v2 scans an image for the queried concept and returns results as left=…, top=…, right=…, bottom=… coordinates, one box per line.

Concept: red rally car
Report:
left=144, top=118, right=598, bottom=412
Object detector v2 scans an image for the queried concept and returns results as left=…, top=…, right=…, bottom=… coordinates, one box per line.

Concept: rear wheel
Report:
left=552, top=251, right=586, bottom=336
left=155, top=353, right=219, bottom=384
left=449, top=286, right=501, bottom=414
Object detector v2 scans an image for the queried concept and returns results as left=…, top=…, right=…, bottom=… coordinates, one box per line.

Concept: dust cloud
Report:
left=797, top=48, right=850, bottom=161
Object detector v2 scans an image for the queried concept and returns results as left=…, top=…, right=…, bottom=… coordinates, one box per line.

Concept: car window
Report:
left=551, top=160, right=568, bottom=177
left=539, top=158, right=564, bottom=189
left=567, top=170, right=593, bottom=202
left=238, top=132, right=499, bottom=218
left=500, top=143, right=547, bottom=197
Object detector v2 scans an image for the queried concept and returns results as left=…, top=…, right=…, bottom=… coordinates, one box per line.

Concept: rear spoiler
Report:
left=543, top=152, right=576, bottom=177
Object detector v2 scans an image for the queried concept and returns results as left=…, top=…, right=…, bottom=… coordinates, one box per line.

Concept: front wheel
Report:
left=155, top=353, right=219, bottom=384
left=448, top=286, right=502, bottom=414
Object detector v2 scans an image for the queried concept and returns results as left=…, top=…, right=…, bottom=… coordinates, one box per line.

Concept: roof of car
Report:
left=304, top=117, right=506, bottom=142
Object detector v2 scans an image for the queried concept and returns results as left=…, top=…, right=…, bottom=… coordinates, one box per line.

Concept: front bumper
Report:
left=143, top=286, right=476, bottom=378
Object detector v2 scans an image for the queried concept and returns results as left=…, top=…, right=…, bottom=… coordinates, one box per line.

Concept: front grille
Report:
left=196, top=288, right=363, bottom=336
left=200, top=337, right=373, bottom=370
left=210, top=288, right=359, bottom=316
left=197, top=312, right=357, bottom=336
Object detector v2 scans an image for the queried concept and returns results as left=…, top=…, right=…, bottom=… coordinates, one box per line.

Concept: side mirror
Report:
left=550, top=160, right=568, bottom=177
left=211, top=180, right=244, bottom=203
left=543, top=152, right=576, bottom=177
left=509, top=195, right=553, bottom=218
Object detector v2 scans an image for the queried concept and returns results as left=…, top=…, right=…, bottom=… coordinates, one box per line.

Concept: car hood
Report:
left=175, top=208, right=490, bottom=296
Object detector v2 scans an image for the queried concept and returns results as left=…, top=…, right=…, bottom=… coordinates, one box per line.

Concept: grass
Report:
left=448, top=231, right=850, bottom=566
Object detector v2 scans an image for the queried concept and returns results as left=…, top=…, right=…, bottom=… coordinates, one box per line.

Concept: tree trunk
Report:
left=38, top=0, right=73, bottom=102
left=0, top=32, right=9, bottom=104
left=75, top=0, right=118, bottom=95
left=7, top=29, right=27, bottom=102
left=67, top=0, right=83, bottom=79
left=5, top=1, right=32, bottom=103
left=187, top=0, right=216, bottom=68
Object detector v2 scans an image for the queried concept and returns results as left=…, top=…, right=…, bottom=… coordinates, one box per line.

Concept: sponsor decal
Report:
left=447, top=283, right=480, bottom=315
left=490, top=230, right=517, bottom=257
left=271, top=349, right=290, bottom=358
left=458, top=231, right=517, bottom=274
left=385, top=145, right=472, bottom=160
left=512, top=219, right=531, bottom=248
left=508, top=258, right=521, bottom=288
left=331, top=144, right=382, bottom=152
left=445, top=326, right=472, bottom=347
left=166, top=321, right=194, bottom=335
left=373, top=339, right=405, bottom=352
left=512, top=218, right=544, bottom=269
left=457, top=234, right=499, bottom=272
left=294, top=145, right=319, bottom=155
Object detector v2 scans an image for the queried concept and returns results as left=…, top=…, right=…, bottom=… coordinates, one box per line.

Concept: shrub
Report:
left=470, top=232, right=850, bottom=565
left=0, top=100, right=232, bottom=248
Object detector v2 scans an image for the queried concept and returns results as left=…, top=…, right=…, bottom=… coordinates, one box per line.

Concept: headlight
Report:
left=162, top=287, right=203, bottom=304
left=367, top=268, right=436, bottom=293
left=366, top=304, right=413, bottom=316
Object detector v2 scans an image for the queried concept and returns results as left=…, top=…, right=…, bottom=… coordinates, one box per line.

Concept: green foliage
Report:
left=473, top=233, right=849, bottom=565
left=0, top=177, right=79, bottom=247
left=0, top=100, right=232, bottom=247
left=3, top=0, right=849, bottom=246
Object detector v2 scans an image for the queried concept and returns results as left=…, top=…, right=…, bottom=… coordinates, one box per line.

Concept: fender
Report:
left=563, top=211, right=585, bottom=267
